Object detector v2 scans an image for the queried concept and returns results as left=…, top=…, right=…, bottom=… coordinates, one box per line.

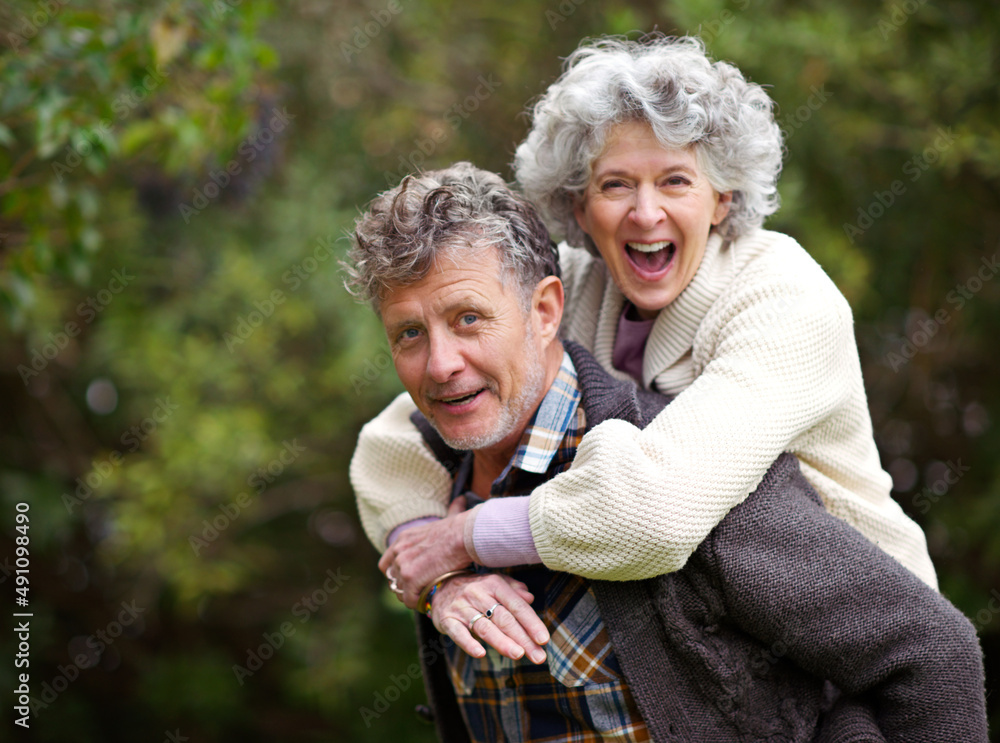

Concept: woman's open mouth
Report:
left=625, top=240, right=676, bottom=274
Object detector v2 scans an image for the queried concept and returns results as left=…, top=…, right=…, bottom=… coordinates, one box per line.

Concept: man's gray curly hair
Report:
left=344, top=162, right=558, bottom=314
left=513, top=34, right=783, bottom=249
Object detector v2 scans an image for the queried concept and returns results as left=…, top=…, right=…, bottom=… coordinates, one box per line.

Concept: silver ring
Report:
left=468, top=612, right=487, bottom=631
left=386, top=568, right=404, bottom=595
left=484, top=603, right=500, bottom=619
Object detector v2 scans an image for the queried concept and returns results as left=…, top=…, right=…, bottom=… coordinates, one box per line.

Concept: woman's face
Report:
left=573, top=121, right=732, bottom=319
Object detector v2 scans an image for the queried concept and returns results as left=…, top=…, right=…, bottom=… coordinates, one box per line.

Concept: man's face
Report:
left=380, top=247, right=548, bottom=457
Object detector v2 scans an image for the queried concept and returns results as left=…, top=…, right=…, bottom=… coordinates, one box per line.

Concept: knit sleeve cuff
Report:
left=472, top=496, right=541, bottom=567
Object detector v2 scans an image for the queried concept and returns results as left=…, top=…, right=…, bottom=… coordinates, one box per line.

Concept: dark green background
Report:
left=1, top=0, right=998, bottom=740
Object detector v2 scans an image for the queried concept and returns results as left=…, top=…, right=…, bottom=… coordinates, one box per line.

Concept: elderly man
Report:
left=344, top=162, right=986, bottom=743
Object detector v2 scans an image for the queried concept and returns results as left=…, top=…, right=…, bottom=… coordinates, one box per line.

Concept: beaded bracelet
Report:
left=417, top=569, right=474, bottom=617
left=421, top=584, right=439, bottom=617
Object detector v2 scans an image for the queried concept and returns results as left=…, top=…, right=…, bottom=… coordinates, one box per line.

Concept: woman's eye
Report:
left=665, top=176, right=691, bottom=187
left=398, top=328, right=421, bottom=342
left=601, top=180, right=628, bottom=191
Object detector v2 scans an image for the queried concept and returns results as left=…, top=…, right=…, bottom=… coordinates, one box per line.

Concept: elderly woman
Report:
left=353, top=35, right=937, bottom=632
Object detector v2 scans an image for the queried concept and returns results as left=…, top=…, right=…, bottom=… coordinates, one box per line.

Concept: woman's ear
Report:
left=531, top=275, right=564, bottom=344
left=712, top=191, right=733, bottom=225
left=573, top=198, right=589, bottom=237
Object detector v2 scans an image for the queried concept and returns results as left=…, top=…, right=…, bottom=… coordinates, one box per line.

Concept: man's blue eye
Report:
left=460, top=315, right=478, bottom=325
left=400, top=328, right=420, bottom=340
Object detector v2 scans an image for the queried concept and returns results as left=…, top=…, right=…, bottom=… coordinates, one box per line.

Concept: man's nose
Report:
left=426, top=332, right=465, bottom=383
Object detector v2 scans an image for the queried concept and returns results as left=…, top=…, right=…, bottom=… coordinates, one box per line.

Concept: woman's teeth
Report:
left=625, top=241, right=676, bottom=271
left=626, top=240, right=673, bottom=253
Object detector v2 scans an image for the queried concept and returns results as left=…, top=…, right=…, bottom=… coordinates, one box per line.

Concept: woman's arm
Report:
left=350, top=391, right=453, bottom=550
left=529, top=267, right=857, bottom=580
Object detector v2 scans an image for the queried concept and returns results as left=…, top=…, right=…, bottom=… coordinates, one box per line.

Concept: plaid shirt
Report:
left=446, top=352, right=651, bottom=743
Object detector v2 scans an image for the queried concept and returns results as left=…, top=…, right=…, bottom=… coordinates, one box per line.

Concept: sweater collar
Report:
left=643, top=232, right=734, bottom=386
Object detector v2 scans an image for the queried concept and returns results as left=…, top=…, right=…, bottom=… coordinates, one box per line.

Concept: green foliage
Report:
left=0, top=0, right=276, bottom=329
left=2, top=0, right=999, bottom=739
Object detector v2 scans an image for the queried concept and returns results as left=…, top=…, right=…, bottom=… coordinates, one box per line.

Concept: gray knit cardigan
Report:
left=411, top=340, right=987, bottom=743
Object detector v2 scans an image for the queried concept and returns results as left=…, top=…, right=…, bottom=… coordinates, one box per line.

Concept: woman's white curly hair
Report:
left=514, top=34, right=783, bottom=250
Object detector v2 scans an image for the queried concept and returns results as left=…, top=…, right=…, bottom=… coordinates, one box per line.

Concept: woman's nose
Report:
left=629, top=185, right=666, bottom=230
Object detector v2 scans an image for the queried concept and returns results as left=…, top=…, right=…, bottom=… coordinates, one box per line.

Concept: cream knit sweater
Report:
left=350, top=229, right=938, bottom=589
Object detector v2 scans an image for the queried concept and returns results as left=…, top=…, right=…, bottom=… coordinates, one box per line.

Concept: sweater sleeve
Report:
left=712, top=456, right=987, bottom=743
left=529, top=262, right=858, bottom=580
left=350, top=392, right=453, bottom=551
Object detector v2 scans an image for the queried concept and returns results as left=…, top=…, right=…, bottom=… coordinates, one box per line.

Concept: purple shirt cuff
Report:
left=386, top=516, right=441, bottom=547
left=472, top=496, right=541, bottom=567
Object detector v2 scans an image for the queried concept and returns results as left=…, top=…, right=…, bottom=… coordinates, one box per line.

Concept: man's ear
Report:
left=531, top=275, right=564, bottom=344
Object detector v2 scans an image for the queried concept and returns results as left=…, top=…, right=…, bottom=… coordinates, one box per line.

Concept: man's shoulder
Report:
left=698, top=452, right=842, bottom=576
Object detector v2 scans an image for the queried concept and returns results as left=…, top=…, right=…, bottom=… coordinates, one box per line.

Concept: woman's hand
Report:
left=379, top=496, right=473, bottom=609
left=431, top=572, right=549, bottom=664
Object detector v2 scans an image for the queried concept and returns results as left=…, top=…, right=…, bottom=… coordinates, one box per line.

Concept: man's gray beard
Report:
left=435, top=332, right=548, bottom=453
